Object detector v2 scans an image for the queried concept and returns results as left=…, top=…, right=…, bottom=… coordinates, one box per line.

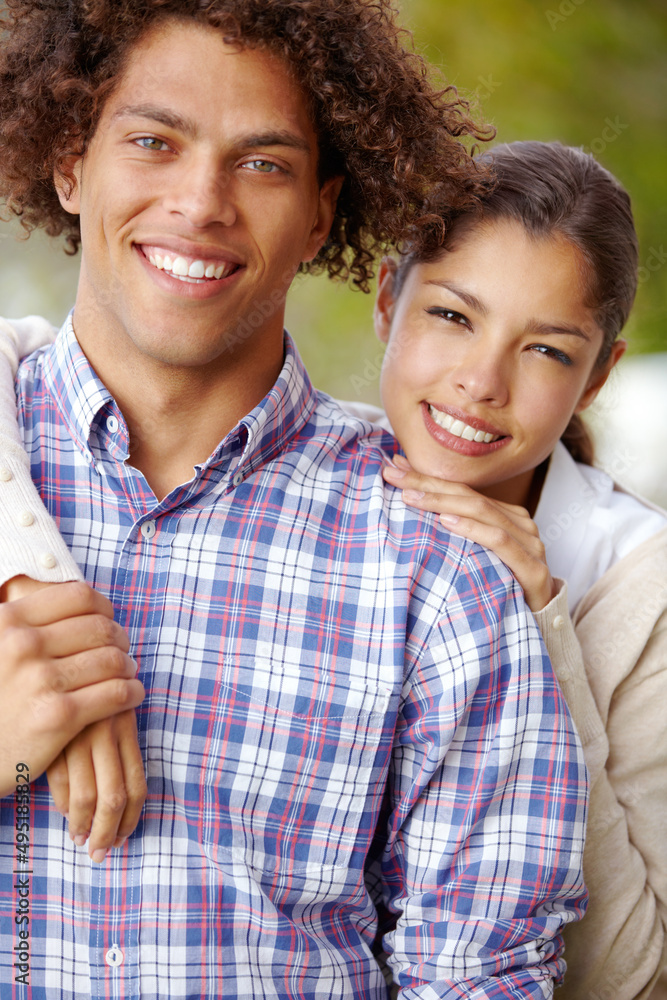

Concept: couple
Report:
left=0, top=1, right=664, bottom=997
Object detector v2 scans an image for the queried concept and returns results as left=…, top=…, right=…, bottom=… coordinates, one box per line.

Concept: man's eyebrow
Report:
left=425, top=280, right=488, bottom=316
left=111, top=105, right=312, bottom=154
left=111, top=104, right=198, bottom=138
left=238, top=130, right=312, bottom=155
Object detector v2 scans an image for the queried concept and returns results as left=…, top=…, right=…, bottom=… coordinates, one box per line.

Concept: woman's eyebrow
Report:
left=425, top=279, right=488, bottom=315
left=528, top=320, right=591, bottom=341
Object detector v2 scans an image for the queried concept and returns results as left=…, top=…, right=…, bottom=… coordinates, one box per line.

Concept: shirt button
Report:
left=18, top=511, right=34, bottom=527
left=552, top=615, right=565, bottom=630
left=106, top=415, right=119, bottom=434
left=40, top=553, right=57, bottom=569
left=141, top=520, right=157, bottom=539
left=0, top=467, right=12, bottom=482
left=232, top=471, right=244, bottom=487
left=105, top=944, right=123, bottom=967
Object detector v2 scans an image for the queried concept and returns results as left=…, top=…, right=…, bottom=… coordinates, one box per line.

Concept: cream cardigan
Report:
left=0, top=316, right=666, bottom=997
left=536, top=535, right=667, bottom=999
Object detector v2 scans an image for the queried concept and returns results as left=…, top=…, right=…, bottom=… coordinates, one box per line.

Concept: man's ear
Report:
left=301, top=175, right=344, bottom=263
left=575, top=339, right=627, bottom=413
left=373, top=257, right=398, bottom=345
left=54, top=154, right=83, bottom=216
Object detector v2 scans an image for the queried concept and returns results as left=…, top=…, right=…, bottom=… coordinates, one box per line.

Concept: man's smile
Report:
left=138, top=244, right=242, bottom=284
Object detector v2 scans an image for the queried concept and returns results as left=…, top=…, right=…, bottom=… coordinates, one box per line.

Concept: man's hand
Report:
left=47, top=709, right=147, bottom=863
left=0, top=580, right=145, bottom=798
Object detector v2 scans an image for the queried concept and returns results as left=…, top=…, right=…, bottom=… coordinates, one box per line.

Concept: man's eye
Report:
left=135, top=136, right=169, bottom=151
left=245, top=159, right=279, bottom=173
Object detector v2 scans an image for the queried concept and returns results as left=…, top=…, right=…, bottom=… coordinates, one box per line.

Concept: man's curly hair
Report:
left=0, top=0, right=492, bottom=291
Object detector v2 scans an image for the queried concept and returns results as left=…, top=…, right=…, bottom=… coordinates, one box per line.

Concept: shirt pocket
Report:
left=200, top=656, right=394, bottom=874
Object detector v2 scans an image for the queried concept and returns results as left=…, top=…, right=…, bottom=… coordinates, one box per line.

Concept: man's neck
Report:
left=72, top=319, right=285, bottom=501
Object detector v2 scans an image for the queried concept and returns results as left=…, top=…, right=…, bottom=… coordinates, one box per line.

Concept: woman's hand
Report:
left=383, top=455, right=557, bottom=612
left=0, top=580, right=145, bottom=815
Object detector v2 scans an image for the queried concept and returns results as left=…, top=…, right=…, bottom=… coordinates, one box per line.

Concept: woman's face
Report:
left=375, top=219, right=625, bottom=506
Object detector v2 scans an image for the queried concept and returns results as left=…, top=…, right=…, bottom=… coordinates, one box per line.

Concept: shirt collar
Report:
left=43, top=313, right=317, bottom=483
left=534, top=440, right=610, bottom=610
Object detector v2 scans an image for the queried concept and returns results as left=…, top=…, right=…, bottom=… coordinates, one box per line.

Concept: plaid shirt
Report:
left=1, top=317, right=587, bottom=999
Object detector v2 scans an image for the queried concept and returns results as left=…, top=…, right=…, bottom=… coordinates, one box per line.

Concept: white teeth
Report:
left=145, top=249, right=235, bottom=282
left=428, top=405, right=500, bottom=443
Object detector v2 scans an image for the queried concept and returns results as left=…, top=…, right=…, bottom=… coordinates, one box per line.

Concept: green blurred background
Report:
left=1, top=0, right=665, bottom=412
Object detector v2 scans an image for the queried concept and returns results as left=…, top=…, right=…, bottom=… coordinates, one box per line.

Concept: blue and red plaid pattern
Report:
left=0, top=317, right=587, bottom=998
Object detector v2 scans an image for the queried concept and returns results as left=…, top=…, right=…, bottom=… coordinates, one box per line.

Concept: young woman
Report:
left=0, top=141, right=665, bottom=998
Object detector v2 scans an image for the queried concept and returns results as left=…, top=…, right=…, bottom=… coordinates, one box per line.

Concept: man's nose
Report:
left=163, top=159, right=237, bottom=229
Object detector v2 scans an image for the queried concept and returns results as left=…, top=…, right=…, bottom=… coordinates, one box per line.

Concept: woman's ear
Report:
left=374, top=257, right=398, bottom=344
left=54, top=154, right=83, bottom=216
left=575, top=338, right=627, bottom=413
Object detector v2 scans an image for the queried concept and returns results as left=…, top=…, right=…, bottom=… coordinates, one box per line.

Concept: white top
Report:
left=535, top=441, right=667, bottom=611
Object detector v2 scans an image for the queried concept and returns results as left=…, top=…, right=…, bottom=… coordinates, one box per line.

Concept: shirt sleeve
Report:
left=0, top=316, right=83, bottom=587
left=380, top=543, right=588, bottom=998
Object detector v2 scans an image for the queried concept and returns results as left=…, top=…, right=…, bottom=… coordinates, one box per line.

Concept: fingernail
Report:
left=113, top=837, right=127, bottom=850
left=129, top=657, right=139, bottom=676
left=73, top=833, right=88, bottom=847
left=440, top=514, right=460, bottom=526
left=91, top=848, right=107, bottom=864
left=402, top=490, right=425, bottom=501
left=394, top=454, right=411, bottom=468
left=383, top=464, right=405, bottom=479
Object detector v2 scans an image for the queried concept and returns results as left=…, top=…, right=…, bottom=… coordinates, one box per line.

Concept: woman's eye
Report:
left=530, top=344, right=573, bottom=366
left=135, top=136, right=169, bottom=152
left=426, top=307, right=470, bottom=328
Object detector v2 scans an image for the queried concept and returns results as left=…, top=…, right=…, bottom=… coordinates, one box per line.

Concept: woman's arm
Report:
left=0, top=316, right=82, bottom=589
left=0, top=317, right=147, bottom=861
left=560, top=546, right=667, bottom=1000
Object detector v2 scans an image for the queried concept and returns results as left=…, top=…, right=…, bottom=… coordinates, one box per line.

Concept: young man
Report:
left=0, top=1, right=587, bottom=996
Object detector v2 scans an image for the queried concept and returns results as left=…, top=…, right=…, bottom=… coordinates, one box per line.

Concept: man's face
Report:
left=57, top=18, right=339, bottom=375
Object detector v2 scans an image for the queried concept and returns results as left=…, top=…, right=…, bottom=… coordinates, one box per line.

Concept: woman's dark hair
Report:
left=393, top=140, right=639, bottom=464
left=0, top=0, right=492, bottom=292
